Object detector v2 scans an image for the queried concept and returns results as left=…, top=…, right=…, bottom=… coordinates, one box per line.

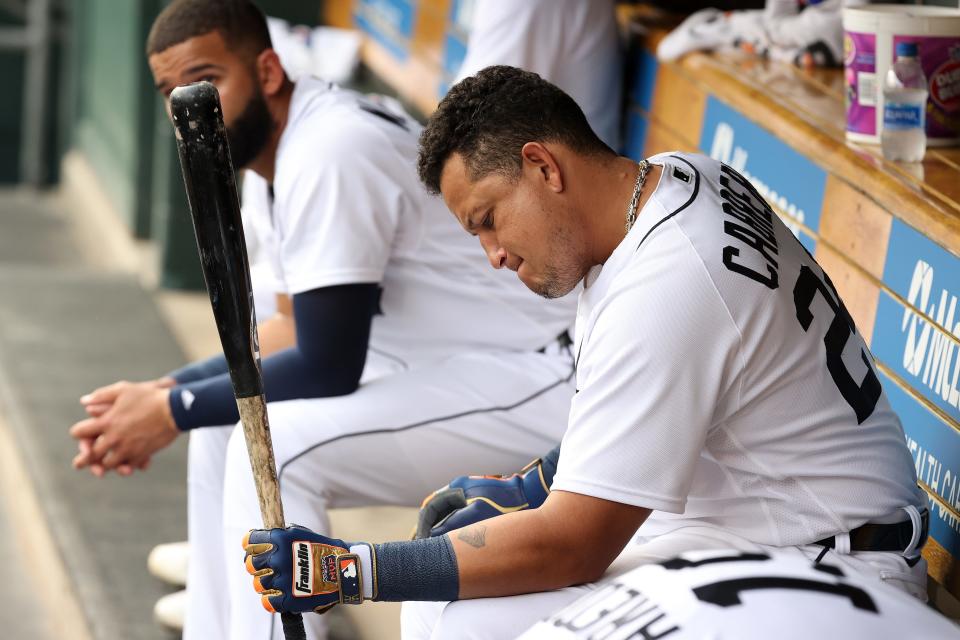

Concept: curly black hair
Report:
left=146, top=0, right=272, bottom=59
left=418, top=65, right=614, bottom=195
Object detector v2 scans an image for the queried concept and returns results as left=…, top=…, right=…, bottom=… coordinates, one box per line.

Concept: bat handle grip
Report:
left=281, top=612, right=308, bottom=640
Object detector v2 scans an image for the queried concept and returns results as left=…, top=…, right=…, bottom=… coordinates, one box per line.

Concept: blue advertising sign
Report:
left=438, top=0, right=473, bottom=96
left=629, top=48, right=659, bottom=113
left=873, top=219, right=960, bottom=424
left=623, top=108, right=648, bottom=162
left=873, top=290, right=960, bottom=425
left=882, top=371, right=960, bottom=559
left=882, top=219, right=960, bottom=336
left=698, top=97, right=826, bottom=253
left=354, top=0, right=415, bottom=62
left=622, top=47, right=659, bottom=159
left=438, top=33, right=467, bottom=97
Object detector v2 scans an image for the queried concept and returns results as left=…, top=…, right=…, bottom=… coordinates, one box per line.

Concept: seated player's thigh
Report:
left=403, top=585, right=594, bottom=640
left=187, top=424, right=235, bottom=492
left=405, top=527, right=769, bottom=640
left=606, top=525, right=767, bottom=578
left=228, top=349, right=575, bottom=510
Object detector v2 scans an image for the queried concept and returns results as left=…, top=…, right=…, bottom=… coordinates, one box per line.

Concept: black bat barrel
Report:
left=170, top=81, right=263, bottom=400
left=170, top=82, right=308, bottom=640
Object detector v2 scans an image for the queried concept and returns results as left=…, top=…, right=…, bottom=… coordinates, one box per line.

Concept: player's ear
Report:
left=520, top=142, right=564, bottom=193
left=256, top=49, right=287, bottom=97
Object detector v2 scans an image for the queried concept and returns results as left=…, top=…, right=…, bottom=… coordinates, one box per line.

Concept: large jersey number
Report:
left=693, top=577, right=878, bottom=613
left=793, top=266, right=881, bottom=424
left=663, top=552, right=879, bottom=614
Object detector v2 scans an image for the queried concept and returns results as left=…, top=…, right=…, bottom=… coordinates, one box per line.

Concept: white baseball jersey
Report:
left=553, top=152, right=925, bottom=546
left=249, top=77, right=576, bottom=367
left=453, top=0, right=622, bottom=149
left=519, top=549, right=960, bottom=640
left=239, top=170, right=281, bottom=318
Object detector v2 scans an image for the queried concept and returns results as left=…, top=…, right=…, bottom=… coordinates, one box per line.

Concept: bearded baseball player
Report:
left=519, top=549, right=959, bottom=640
left=242, top=66, right=930, bottom=638
left=70, top=4, right=579, bottom=637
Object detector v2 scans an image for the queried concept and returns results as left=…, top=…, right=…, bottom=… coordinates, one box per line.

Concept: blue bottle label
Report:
left=883, top=102, right=924, bottom=131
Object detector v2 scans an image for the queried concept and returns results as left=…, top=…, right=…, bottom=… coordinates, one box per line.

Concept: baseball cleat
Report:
left=147, top=541, right=189, bottom=587
left=153, top=589, right=186, bottom=631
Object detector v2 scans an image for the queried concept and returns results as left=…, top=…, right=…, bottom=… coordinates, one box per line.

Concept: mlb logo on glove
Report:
left=338, top=556, right=362, bottom=605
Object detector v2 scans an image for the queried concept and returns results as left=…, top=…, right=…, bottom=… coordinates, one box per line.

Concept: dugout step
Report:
left=0, top=188, right=358, bottom=639
left=0, top=250, right=189, bottom=636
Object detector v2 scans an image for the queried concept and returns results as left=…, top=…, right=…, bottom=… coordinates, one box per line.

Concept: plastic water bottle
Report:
left=881, top=42, right=928, bottom=162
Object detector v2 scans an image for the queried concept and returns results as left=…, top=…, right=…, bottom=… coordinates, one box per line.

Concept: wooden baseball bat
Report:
left=169, top=80, right=306, bottom=640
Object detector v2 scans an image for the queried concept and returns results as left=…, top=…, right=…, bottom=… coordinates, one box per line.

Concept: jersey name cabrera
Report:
left=518, top=550, right=959, bottom=640
left=249, top=77, right=575, bottom=367
left=554, top=152, right=924, bottom=546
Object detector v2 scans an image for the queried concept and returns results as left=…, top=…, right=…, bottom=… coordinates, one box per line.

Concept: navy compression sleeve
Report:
left=167, top=353, right=229, bottom=384
left=169, top=284, right=379, bottom=430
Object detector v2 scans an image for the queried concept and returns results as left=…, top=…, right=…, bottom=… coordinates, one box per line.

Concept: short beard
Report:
left=534, top=263, right=583, bottom=299
left=532, top=224, right=584, bottom=299
left=226, top=88, right=274, bottom=171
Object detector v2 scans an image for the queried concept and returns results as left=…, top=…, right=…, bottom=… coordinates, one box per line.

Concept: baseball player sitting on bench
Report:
left=243, top=66, right=930, bottom=639
left=68, top=3, right=580, bottom=637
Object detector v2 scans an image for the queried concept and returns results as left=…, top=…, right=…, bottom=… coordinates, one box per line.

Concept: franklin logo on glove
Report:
left=294, top=542, right=313, bottom=596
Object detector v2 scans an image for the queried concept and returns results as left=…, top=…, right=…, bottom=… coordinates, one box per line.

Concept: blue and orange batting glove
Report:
left=243, top=525, right=364, bottom=614
left=413, top=456, right=551, bottom=539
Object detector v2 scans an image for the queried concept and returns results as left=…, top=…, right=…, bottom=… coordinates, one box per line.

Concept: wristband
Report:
left=371, top=536, right=460, bottom=602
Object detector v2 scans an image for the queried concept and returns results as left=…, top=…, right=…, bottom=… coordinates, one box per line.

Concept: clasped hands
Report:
left=69, top=377, right=179, bottom=477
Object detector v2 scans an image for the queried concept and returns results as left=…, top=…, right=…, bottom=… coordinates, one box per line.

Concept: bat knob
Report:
left=170, top=81, right=226, bottom=145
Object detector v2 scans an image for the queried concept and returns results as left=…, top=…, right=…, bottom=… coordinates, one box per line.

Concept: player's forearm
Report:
left=168, top=346, right=362, bottom=430
left=361, top=510, right=583, bottom=604
left=449, top=508, right=606, bottom=599
left=167, top=353, right=230, bottom=384
left=164, top=312, right=294, bottom=385
left=449, top=491, right=651, bottom=599
left=168, top=285, right=376, bottom=429
left=245, top=496, right=648, bottom=612
left=367, top=496, right=643, bottom=603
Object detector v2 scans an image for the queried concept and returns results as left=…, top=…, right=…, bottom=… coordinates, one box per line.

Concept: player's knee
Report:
left=400, top=600, right=448, bottom=640
left=224, top=420, right=247, bottom=460
left=223, top=423, right=261, bottom=493
left=186, top=424, right=232, bottom=480
left=220, top=427, right=264, bottom=525
left=430, top=600, right=499, bottom=640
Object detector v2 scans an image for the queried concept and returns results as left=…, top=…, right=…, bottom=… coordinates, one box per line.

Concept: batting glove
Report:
left=243, top=525, right=364, bottom=614
left=414, top=458, right=550, bottom=539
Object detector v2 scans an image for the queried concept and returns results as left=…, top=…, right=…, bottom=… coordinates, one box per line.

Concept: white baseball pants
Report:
left=400, top=525, right=929, bottom=639
left=182, top=346, right=575, bottom=640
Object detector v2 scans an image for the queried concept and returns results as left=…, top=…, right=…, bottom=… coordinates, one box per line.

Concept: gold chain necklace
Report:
left=625, top=159, right=651, bottom=234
